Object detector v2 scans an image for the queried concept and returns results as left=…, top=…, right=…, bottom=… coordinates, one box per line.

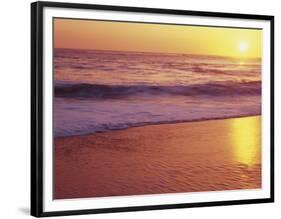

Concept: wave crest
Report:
left=55, top=81, right=261, bottom=99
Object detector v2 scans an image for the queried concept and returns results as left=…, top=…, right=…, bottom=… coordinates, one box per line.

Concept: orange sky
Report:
left=54, top=18, right=262, bottom=58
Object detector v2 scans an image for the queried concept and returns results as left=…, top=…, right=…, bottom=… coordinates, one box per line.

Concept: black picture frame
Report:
left=31, top=1, right=274, bottom=217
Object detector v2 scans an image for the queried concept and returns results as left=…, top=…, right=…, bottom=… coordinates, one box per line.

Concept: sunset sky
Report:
left=54, top=18, right=262, bottom=58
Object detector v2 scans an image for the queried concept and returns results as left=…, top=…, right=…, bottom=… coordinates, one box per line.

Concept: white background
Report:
left=0, top=0, right=279, bottom=218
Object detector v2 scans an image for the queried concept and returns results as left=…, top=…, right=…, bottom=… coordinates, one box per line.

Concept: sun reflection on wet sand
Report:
left=230, top=116, right=261, bottom=166
left=55, top=116, right=262, bottom=199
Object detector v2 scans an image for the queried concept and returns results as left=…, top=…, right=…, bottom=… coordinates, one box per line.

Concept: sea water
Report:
left=54, top=48, right=261, bottom=137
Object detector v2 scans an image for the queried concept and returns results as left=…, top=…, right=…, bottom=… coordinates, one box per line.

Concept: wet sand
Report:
left=54, top=116, right=261, bottom=199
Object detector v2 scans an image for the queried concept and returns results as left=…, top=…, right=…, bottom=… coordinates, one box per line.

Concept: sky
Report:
left=54, top=18, right=262, bottom=58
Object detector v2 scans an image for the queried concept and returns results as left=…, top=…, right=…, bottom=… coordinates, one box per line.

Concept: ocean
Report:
left=54, top=48, right=261, bottom=137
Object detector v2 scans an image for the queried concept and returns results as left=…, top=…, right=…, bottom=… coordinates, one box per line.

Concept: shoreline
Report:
left=55, top=115, right=261, bottom=199
left=55, top=114, right=261, bottom=139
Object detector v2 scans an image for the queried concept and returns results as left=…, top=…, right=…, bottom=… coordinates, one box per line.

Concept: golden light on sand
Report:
left=230, top=117, right=261, bottom=166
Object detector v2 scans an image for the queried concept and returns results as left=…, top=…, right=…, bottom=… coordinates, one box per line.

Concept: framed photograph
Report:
left=31, top=1, right=274, bottom=217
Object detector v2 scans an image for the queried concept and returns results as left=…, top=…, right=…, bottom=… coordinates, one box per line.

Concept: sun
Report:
left=238, top=41, right=249, bottom=53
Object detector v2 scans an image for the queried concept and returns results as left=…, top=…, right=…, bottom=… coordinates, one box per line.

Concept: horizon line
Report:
left=54, top=47, right=261, bottom=59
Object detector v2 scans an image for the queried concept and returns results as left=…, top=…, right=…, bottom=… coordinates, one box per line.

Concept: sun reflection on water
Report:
left=230, top=117, right=261, bottom=166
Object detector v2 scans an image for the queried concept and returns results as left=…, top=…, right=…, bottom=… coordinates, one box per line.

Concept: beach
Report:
left=54, top=116, right=261, bottom=199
